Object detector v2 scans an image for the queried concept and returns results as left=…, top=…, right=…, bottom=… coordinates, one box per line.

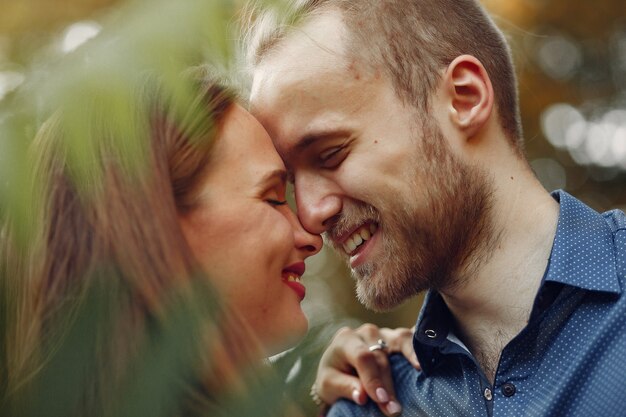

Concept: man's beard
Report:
left=327, top=116, right=497, bottom=311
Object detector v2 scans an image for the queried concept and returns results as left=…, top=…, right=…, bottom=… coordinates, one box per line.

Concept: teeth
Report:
left=342, top=223, right=377, bottom=254
left=285, top=274, right=301, bottom=283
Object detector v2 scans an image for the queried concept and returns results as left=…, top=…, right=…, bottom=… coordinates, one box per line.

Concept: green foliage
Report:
left=0, top=1, right=339, bottom=416
left=0, top=0, right=241, bottom=227
left=4, top=266, right=221, bottom=417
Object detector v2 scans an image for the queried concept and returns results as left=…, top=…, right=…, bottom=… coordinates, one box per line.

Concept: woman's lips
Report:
left=283, top=279, right=306, bottom=300
left=282, top=262, right=306, bottom=300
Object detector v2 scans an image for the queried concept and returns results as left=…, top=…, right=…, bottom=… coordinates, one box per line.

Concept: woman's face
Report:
left=179, top=104, right=322, bottom=355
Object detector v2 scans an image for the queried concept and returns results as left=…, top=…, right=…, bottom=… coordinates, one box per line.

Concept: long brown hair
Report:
left=1, top=72, right=257, bottom=416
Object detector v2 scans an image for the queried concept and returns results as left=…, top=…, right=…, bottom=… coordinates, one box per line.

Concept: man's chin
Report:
left=354, top=275, right=409, bottom=312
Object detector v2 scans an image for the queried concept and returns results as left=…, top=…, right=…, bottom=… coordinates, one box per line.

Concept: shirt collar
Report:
left=413, top=291, right=465, bottom=375
left=413, top=190, right=622, bottom=375
left=546, top=190, right=621, bottom=294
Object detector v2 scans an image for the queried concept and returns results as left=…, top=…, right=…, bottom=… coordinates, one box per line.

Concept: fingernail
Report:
left=352, top=389, right=362, bottom=405
left=375, top=387, right=389, bottom=403
left=387, top=400, right=402, bottom=415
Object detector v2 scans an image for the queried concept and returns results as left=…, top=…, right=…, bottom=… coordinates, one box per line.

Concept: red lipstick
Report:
left=282, top=262, right=306, bottom=301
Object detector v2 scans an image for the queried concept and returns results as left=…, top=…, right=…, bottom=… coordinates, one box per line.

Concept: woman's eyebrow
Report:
left=256, top=168, right=288, bottom=189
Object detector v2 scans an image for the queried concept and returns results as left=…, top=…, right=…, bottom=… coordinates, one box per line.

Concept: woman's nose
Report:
left=289, top=210, right=322, bottom=257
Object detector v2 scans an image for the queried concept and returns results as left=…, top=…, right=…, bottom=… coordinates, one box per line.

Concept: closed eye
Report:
left=319, top=145, right=348, bottom=168
left=267, top=199, right=288, bottom=206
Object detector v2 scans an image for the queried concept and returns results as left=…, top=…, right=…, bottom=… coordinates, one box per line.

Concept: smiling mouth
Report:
left=282, top=273, right=305, bottom=300
left=341, top=223, right=378, bottom=255
left=282, top=262, right=306, bottom=300
left=283, top=272, right=302, bottom=283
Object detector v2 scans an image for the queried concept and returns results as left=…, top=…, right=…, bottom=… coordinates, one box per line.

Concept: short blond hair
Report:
left=245, top=0, right=523, bottom=149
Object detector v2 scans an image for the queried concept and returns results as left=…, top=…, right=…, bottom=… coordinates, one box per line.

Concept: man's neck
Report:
left=440, top=164, right=560, bottom=382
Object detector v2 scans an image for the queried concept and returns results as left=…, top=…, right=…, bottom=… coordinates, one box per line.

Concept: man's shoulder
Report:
left=327, top=355, right=418, bottom=417
left=602, top=207, right=626, bottom=277
left=602, top=206, right=626, bottom=232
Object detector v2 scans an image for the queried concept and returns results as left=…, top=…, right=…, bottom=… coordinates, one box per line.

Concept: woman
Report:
left=0, top=69, right=415, bottom=416
left=0, top=72, right=325, bottom=415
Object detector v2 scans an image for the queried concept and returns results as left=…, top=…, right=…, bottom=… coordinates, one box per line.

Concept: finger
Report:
left=371, top=349, right=402, bottom=417
left=352, top=327, right=402, bottom=399
left=379, top=327, right=421, bottom=369
left=319, top=325, right=405, bottom=415
left=350, top=345, right=404, bottom=416
left=377, top=399, right=403, bottom=417
left=355, top=323, right=382, bottom=342
left=407, top=350, right=421, bottom=370
left=315, top=327, right=370, bottom=404
left=351, top=344, right=387, bottom=400
left=385, top=328, right=421, bottom=369
left=316, top=370, right=367, bottom=405
left=321, top=327, right=368, bottom=371
left=324, top=326, right=396, bottom=409
left=378, top=327, right=413, bottom=353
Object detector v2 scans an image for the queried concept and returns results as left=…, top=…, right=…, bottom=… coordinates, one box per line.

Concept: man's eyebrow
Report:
left=289, top=129, right=353, bottom=157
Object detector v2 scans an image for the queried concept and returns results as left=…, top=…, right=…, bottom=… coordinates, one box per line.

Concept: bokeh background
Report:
left=1, top=0, right=625, bottom=363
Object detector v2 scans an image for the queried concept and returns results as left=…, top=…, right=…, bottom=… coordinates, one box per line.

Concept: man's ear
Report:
left=443, top=55, right=494, bottom=138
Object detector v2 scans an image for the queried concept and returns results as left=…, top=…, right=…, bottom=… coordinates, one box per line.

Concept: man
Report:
left=246, top=0, right=626, bottom=416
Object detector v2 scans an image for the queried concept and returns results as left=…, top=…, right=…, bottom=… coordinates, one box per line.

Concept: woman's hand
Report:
left=313, top=324, right=420, bottom=417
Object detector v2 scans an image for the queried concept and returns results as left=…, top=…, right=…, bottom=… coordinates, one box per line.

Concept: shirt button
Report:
left=483, top=387, right=493, bottom=401
left=501, top=382, right=516, bottom=397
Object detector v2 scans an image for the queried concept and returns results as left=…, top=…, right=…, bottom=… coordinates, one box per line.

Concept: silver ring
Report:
left=368, top=338, right=388, bottom=352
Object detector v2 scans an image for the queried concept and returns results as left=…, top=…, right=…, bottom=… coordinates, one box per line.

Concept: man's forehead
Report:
left=250, top=22, right=350, bottom=141
left=250, top=68, right=369, bottom=154
left=249, top=16, right=376, bottom=118
left=248, top=10, right=386, bottom=160
left=272, top=10, right=348, bottom=66
left=250, top=11, right=350, bottom=94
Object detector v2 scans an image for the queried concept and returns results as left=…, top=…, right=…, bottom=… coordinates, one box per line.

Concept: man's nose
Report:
left=294, top=173, right=342, bottom=235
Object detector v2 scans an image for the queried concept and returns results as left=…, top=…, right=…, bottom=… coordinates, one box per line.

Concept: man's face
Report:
left=250, top=12, right=493, bottom=310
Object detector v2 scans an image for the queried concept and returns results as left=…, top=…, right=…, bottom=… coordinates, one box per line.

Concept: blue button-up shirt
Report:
left=328, top=191, right=626, bottom=417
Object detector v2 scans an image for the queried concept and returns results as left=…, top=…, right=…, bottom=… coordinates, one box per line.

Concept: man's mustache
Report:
left=326, top=202, right=381, bottom=243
